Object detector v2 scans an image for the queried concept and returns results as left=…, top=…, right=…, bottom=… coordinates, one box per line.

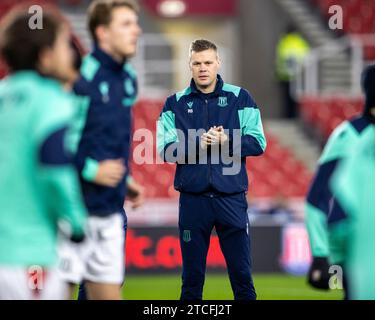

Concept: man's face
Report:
left=39, top=26, right=76, bottom=83
left=104, top=6, right=141, bottom=59
left=190, top=49, right=220, bottom=90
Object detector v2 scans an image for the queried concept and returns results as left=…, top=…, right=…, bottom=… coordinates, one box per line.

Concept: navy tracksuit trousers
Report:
left=179, top=191, right=256, bottom=300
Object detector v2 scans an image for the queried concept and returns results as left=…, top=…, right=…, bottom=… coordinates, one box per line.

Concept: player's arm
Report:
left=157, top=98, right=195, bottom=163
left=306, top=123, right=352, bottom=253
left=305, top=159, right=339, bottom=289
left=327, top=199, right=349, bottom=267
left=36, top=107, right=87, bottom=242
left=305, top=159, right=339, bottom=258
left=232, top=90, right=266, bottom=157
left=305, top=122, right=352, bottom=289
left=157, top=98, right=179, bottom=163
left=328, top=134, right=369, bottom=267
left=328, top=171, right=354, bottom=269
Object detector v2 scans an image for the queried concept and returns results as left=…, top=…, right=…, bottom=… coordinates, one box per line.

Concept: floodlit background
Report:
left=1, top=0, right=374, bottom=299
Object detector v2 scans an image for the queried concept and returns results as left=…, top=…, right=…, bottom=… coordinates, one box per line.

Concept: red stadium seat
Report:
left=313, top=0, right=375, bottom=59
left=299, top=96, right=363, bottom=138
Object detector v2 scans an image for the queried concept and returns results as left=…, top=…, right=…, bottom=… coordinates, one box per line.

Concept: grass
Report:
left=119, top=273, right=343, bottom=300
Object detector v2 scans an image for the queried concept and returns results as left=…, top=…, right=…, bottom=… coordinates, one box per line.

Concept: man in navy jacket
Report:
left=157, top=39, right=267, bottom=300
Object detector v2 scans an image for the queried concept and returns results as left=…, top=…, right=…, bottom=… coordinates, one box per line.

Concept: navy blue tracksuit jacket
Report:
left=73, top=46, right=137, bottom=216
left=157, top=75, right=266, bottom=300
left=157, top=74, right=266, bottom=194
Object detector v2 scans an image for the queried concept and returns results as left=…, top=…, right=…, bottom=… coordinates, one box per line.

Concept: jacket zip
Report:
left=205, top=98, right=212, bottom=186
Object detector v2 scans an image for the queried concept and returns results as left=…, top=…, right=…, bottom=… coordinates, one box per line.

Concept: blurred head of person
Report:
left=0, top=6, right=76, bottom=83
left=189, top=39, right=221, bottom=94
left=361, top=64, right=375, bottom=122
left=88, top=0, right=142, bottom=62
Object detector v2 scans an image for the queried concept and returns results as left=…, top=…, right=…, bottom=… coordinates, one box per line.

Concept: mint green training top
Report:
left=305, top=116, right=372, bottom=259
left=329, top=125, right=375, bottom=299
left=0, top=71, right=87, bottom=267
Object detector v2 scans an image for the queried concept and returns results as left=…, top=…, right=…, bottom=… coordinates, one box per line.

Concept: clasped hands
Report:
left=200, top=126, right=228, bottom=150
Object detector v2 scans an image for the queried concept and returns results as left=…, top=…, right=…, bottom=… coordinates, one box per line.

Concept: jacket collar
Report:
left=92, top=44, right=126, bottom=72
left=190, top=74, right=224, bottom=97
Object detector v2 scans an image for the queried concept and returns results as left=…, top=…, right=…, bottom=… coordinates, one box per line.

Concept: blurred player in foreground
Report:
left=0, top=7, right=87, bottom=299
left=157, top=39, right=266, bottom=300
left=329, top=118, right=375, bottom=299
left=305, top=65, right=375, bottom=298
left=68, top=0, right=143, bottom=300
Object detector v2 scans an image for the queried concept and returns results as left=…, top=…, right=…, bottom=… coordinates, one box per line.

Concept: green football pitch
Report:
left=114, top=273, right=342, bottom=300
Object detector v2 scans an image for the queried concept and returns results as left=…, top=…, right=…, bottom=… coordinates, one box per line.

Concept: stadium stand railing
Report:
left=294, top=1, right=371, bottom=142
left=312, top=0, right=375, bottom=60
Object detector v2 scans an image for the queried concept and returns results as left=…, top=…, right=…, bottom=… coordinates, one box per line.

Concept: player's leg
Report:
left=78, top=214, right=128, bottom=300
left=214, top=192, right=256, bottom=300
left=39, top=268, right=70, bottom=300
left=179, top=193, right=214, bottom=300
left=0, top=268, right=32, bottom=299
left=85, top=282, right=122, bottom=300
left=57, top=233, right=90, bottom=299
left=0, top=267, right=68, bottom=300
left=78, top=215, right=127, bottom=300
left=83, top=214, right=125, bottom=300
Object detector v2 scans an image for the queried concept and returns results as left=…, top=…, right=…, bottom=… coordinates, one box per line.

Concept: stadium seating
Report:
left=312, top=0, right=375, bottom=60
left=0, top=1, right=313, bottom=199
left=131, top=100, right=313, bottom=199
left=299, top=96, right=363, bottom=138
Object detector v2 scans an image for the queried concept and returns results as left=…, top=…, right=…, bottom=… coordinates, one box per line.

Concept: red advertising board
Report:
left=125, top=225, right=284, bottom=274
left=125, top=228, right=226, bottom=272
